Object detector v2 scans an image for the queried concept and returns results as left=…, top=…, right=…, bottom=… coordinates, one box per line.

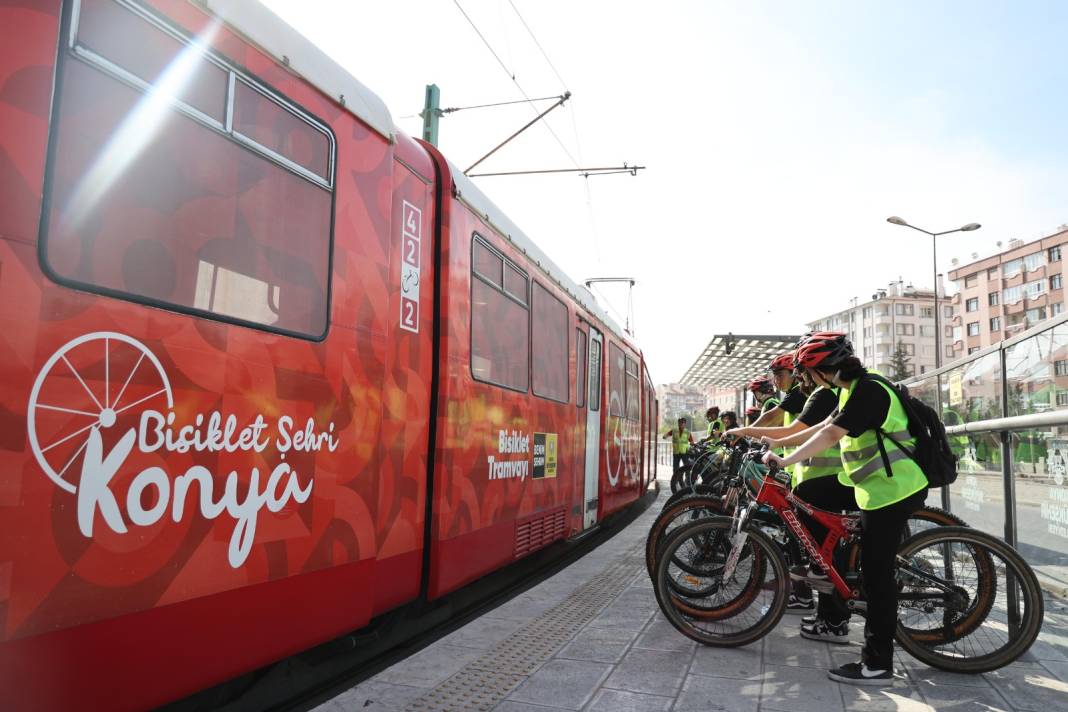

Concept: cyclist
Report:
left=762, top=332, right=928, bottom=686
left=748, top=376, right=779, bottom=416
left=699, top=406, right=723, bottom=444
left=747, top=353, right=807, bottom=429
left=663, top=416, right=694, bottom=483
left=744, top=406, right=761, bottom=425
left=727, top=352, right=841, bottom=617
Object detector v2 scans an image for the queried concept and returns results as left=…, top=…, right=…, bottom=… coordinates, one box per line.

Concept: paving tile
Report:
left=763, top=622, right=835, bottom=669
left=585, top=605, right=654, bottom=633
left=371, top=643, right=481, bottom=689
left=327, top=680, right=426, bottom=711
left=585, top=688, right=673, bottom=711
left=918, top=683, right=1012, bottom=711
left=760, top=663, right=846, bottom=712
left=688, top=640, right=763, bottom=679
left=838, top=685, right=930, bottom=712
left=492, top=702, right=563, bottom=712
left=505, top=659, right=611, bottom=710
left=633, top=618, right=698, bottom=653
left=1019, top=633, right=1068, bottom=662
left=672, top=672, right=762, bottom=712
left=442, top=616, right=526, bottom=650
left=602, top=648, right=687, bottom=697
left=555, top=625, right=639, bottom=664
left=893, top=653, right=994, bottom=689
left=1038, top=658, right=1068, bottom=680
left=986, top=661, right=1068, bottom=711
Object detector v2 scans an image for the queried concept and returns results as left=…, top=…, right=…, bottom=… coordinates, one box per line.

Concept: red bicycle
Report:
left=653, top=461, right=1043, bottom=673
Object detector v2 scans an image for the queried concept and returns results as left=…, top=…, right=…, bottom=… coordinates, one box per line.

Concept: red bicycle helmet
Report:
left=794, top=331, right=854, bottom=369
left=747, top=376, right=776, bottom=395
left=769, top=352, right=795, bottom=372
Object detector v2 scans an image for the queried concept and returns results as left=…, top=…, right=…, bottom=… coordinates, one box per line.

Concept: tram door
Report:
left=584, top=328, right=603, bottom=529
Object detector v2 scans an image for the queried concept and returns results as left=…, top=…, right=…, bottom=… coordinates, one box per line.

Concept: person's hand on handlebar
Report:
left=762, top=450, right=787, bottom=469
left=759, top=435, right=781, bottom=449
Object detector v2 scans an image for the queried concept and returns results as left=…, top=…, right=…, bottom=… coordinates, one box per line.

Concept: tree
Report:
left=890, top=340, right=913, bottom=381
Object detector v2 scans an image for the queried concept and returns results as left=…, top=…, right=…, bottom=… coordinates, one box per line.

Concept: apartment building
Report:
left=655, top=383, right=706, bottom=423
left=948, top=228, right=1068, bottom=357
left=806, top=281, right=954, bottom=377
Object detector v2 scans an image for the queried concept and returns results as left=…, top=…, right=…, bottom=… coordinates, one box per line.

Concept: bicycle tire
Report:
left=646, top=494, right=725, bottom=581
left=894, top=526, right=1043, bottom=674
left=655, top=517, right=788, bottom=646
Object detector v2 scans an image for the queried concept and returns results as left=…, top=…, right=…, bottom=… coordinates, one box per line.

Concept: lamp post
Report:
left=886, top=217, right=981, bottom=370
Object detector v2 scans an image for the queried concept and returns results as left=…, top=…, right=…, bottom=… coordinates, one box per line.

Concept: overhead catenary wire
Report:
left=452, top=0, right=579, bottom=168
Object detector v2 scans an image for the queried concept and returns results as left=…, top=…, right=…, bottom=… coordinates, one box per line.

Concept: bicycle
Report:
left=646, top=440, right=969, bottom=583
left=653, top=461, right=1043, bottom=673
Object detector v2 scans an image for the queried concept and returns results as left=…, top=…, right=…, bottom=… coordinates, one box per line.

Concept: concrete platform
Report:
left=315, top=474, right=1068, bottom=712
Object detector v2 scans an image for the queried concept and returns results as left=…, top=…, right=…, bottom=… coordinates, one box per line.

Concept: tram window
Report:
left=625, top=356, right=640, bottom=421
left=504, top=264, right=528, bottom=304
left=472, top=238, right=503, bottom=286
left=233, top=81, right=331, bottom=180
left=608, top=343, right=624, bottom=417
left=588, top=339, right=601, bottom=411
left=576, top=329, right=587, bottom=408
left=471, top=237, right=529, bottom=392
left=75, top=0, right=227, bottom=123
left=43, top=0, right=334, bottom=339
left=531, top=282, right=568, bottom=403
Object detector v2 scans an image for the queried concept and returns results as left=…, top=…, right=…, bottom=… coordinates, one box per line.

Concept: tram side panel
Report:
left=598, top=339, right=643, bottom=518
left=0, top=0, right=430, bottom=708
left=426, top=191, right=584, bottom=599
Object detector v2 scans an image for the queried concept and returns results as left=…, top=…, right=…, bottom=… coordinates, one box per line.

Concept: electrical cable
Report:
left=452, top=0, right=579, bottom=168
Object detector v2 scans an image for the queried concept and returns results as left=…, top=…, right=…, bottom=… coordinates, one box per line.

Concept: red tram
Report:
left=0, top=1, right=658, bottom=708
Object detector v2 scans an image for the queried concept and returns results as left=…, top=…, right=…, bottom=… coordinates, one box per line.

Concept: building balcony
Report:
left=1025, top=293, right=1049, bottom=309
left=1027, top=265, right=1047, bottom=281
left=951, top=293, right=962, bottom=306
left=1003, top=272, right=1025, bottom=288
left=1005, top=322, right=1027, bottom=336
left=950, top=314, right=962, bottom=327
left=1004, top=300, right=1025, bottom=315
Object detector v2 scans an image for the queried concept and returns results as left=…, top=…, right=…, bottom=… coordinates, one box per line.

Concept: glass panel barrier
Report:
left=1006, top=322, right=1068, bottom=590
left=939, top=352, right=1005, bottom=539
left=903, top=375, right=945, bottom=510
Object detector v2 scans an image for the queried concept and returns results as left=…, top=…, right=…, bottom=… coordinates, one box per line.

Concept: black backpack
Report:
left=862, top=373, right=959, bottom=488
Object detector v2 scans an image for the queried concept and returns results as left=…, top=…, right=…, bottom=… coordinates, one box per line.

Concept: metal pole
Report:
left=933, top=233, right=941, bottom=370
left=421, top=84, right=441, bottom=146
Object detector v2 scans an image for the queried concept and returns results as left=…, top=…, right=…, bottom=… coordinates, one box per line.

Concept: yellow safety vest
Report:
left=672, top=428, right=691, bottom=455
left=837, top=372, right=928, bottom=510
left=791, top=386, right=841, bottom=488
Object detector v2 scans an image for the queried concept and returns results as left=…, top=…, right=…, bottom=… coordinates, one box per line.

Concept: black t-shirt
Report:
left=798, top=387, right=838, bottom=427
left=832, top=379, right=891, bottom=437
left=779, top=386, right=806, bottom=415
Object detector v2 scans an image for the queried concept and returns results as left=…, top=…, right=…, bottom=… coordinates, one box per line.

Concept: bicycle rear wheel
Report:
left=895, top=526, right=1043, bottom=674
left=655, top=517, right=789, bottom=647
left=646, top=494, right=725, bottom=581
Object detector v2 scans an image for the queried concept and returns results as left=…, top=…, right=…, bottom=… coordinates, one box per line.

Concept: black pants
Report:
left=793, top=476, right=857, bottom=624
left=672, top=453, right=686, bottom=475
left=858, top=487, right=928, bottom=670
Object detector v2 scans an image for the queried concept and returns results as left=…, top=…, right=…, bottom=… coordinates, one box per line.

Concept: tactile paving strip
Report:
left=402, top=545, right=645, bottom=712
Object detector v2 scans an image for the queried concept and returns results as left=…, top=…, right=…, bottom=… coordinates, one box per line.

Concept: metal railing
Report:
left=900, top=310, right=1068, bottom=595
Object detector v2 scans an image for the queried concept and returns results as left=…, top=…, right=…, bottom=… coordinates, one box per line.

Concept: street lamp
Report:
left=886, top=217, right=981, bottom=370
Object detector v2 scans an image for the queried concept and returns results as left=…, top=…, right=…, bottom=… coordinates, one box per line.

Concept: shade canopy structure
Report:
left=680, top=334, right=802, bottom=389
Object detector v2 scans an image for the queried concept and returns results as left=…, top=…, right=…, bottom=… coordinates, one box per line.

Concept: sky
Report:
left=261, top=0, right=1068, bottom=385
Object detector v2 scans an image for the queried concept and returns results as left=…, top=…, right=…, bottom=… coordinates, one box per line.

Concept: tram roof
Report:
left=450, top=162, right=632, bottom=346
left=207, top=0, right=395, bottom=141
left=680, top=334, right=801, bottom=389
left=208, top=2, right=633, bottom=349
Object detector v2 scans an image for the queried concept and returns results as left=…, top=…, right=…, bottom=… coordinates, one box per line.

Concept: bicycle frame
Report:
left=750, top=472, right=862, bottom=601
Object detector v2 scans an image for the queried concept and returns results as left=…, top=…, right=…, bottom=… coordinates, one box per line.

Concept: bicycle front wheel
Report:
left=655, top=517, right=789, bottom=647
left=895, top=526, right=1044, bottom=674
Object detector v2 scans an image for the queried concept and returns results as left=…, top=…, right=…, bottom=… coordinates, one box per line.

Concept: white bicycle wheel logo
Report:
left=27, top=332, right=173, bottom=493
